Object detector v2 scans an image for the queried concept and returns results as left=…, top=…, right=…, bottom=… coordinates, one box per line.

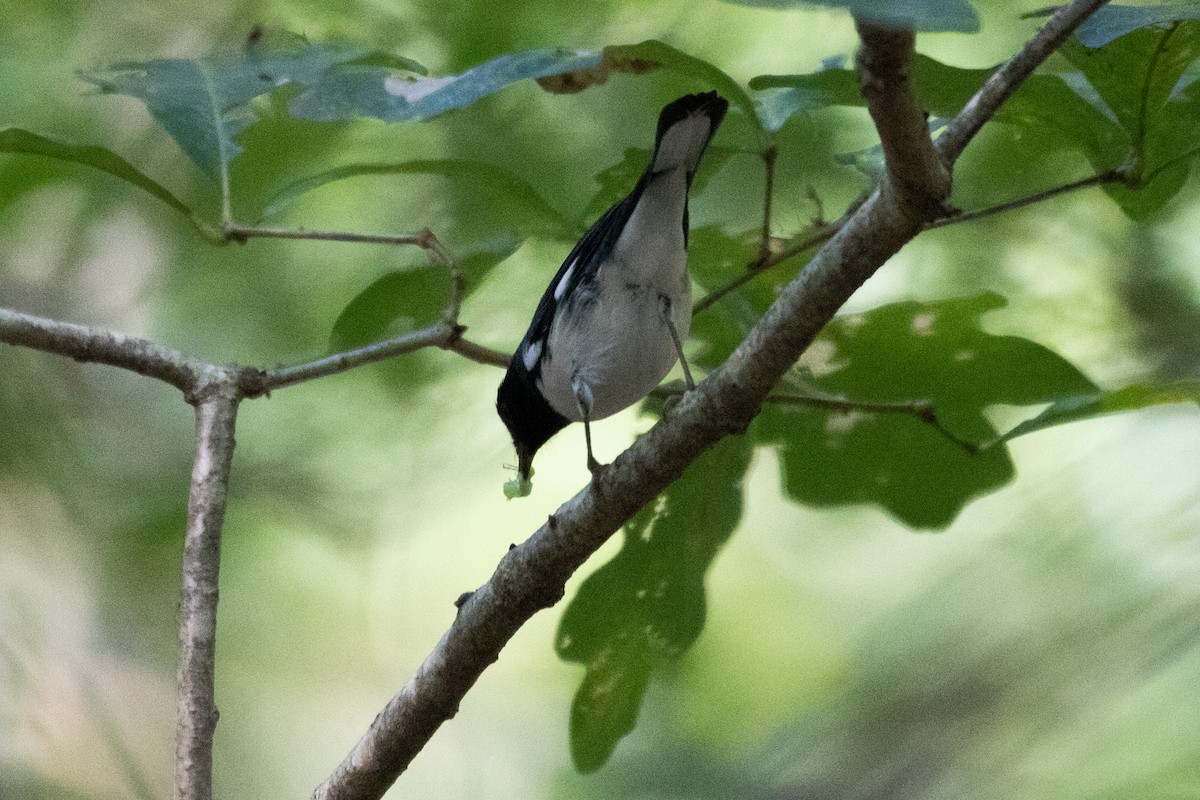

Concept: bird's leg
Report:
left=660, top=294, right=696, bottom=390
left=572, top=375, right=602, bottom=473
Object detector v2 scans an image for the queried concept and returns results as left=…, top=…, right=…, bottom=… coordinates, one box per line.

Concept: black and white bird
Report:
left=496, top=91, right=728, bottom=495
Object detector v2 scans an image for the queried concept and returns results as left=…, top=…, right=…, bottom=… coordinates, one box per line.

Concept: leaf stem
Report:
left=764, top=391, right=979, bottom=453
left=927, top=169, right=1125, bottom=228
left=757, top=144, right=778, bottom=264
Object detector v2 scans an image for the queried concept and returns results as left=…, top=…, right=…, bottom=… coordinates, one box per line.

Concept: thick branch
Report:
left=854, top=18, right=951, bottom=214
left=176, top=385, right=240, bottom=800
left=314, top=3, right=1111, bottom=798
left=0, top=307, right=209, bottom=395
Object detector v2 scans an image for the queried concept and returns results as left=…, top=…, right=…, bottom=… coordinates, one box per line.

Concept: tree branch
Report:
left=223, top=223, right=431, bottom=248
left=176, top=385, right=240, bottom=800
left=854, top=17, right=951, bottom=215
left=248, top=323, right=459, bottom=394
left=312, top=3, right=1110, bottom=798
left=935, top=0, right=1112, bottom=164
left=0, top=307, right=210, bottom=396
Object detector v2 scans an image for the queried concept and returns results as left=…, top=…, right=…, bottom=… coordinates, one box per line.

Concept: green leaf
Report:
left=1077, top=4, right=1200, bottom=47
left=720, top=0, right=980, bottom=33
left=688, top=227, right=770, bottom=368
left=289, top=47, right=601, bottom=123
left=80, top=31, right=403, bottom=177
left=329, top=246, right=514, bottom=351
left=1061, top=22, right=1200, bottom=145
left=263, top=158, right=576, bottom=238
left=999, top=379, right=1200, bottom=442
left=752, top=54, right=1125, bottom=164
left=329, top=267, right=451, bottom=352
left=1061, top=20, right=1200, bottom=215
left=557, top=436, right=753, bottom=772
left=0, top=128, right=217, bottom=240
left=754, top=293, right=1098, bottom=529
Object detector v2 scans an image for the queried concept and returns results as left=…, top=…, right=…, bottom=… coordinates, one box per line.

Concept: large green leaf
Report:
left=754, top=294, right=1098, bottom=529
left=1061, top=19, right=1200, bottom=216
left=80, top=31, right=399, bottom=177
left=602, top=41, right=761, bottom=138
left=0, top=128, right=217, bottom=240
left=751, top=54, right=1126, bottom=165
left=79, top=34, right=604, bottom=180
left=720, top=0, right=980, bottom=33
left=542, top=41, right=765, bottom=148
left=288, top=47, right=601, bottom=123
left=557, top=436, right=753, bottom=772
left=998, top=379, right=1200, bottom=442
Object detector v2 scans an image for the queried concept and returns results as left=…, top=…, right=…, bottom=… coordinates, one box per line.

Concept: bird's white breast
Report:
left=537, top=169, right=692, bottom=422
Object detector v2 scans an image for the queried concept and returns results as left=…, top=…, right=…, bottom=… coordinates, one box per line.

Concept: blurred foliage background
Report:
left=2, top=0, right=1200, bottom=798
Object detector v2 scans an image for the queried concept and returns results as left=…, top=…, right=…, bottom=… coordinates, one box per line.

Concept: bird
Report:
left=496, top=91, right=728, bottom=497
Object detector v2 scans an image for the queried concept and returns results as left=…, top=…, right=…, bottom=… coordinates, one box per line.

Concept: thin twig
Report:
left=692, top=221, right=838, bottom=314
left=444, top=336, right=510, bottom=368
left=765, top=391, right=979, bottom=453
left=651, top=383, right=979, bottom=453
left=936, top=0, right=1113, bottom=164
left=223, top=223, right=429, bottom=248
left=757, top=145, right=778, bottom=264
left=695, top=165, right=1124, bottom=314
left=176, top=385, right=240, bottom=800
left=0, top=307, right=209, bottom=396
left=927, top=169, right=1124, bottom=228
left=248, top=323, right=456, bottom=394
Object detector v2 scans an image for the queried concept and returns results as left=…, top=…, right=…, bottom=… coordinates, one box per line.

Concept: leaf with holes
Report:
left=753, top=294, right=1097, bottom=529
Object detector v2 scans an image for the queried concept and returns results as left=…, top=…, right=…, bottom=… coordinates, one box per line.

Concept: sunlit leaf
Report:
left=0, top=128, right=217, bottom=240
left=998, top=379, right=1200, bottom=442
left=754, top=293, right=1098, bottom=529
left=720, top=0, right=980, bottom=33
left=80, top=30, right=401, bottom=177
left=557, top=436, right=752, bottom=772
